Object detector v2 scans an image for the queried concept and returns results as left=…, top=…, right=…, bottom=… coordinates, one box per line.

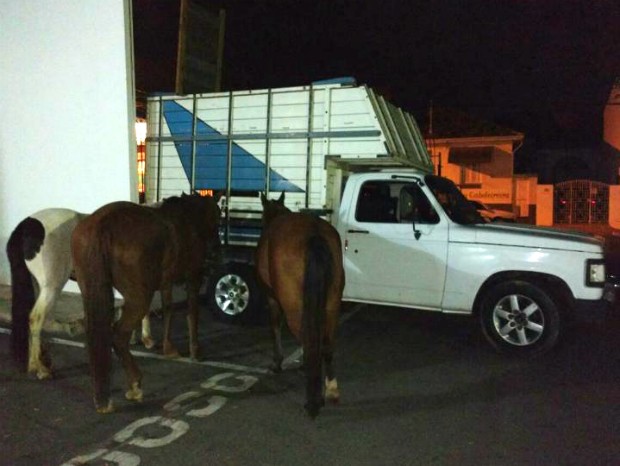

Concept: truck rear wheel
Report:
left=479, top=280, right=561, bottom=356
left=208, top=263, right=264, bottom=325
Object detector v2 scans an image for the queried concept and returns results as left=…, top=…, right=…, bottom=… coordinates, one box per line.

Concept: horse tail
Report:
left=6, top=217, right=44, bottom=370
left=77, top=225, right=115, bottom=410
left=302, top=233, right=333, bottom=418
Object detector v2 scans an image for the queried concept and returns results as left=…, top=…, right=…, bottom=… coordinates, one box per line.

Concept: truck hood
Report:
left=457, top=222, right=604, bottom=253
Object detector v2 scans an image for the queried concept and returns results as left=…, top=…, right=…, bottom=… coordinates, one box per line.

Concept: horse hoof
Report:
left=142, top=336, right=156, bottom=350
left=28, top=364, right=53, bottom=380
left=189, top=345, right=204, bottom=361
left=96, top=401, right=115, bottom=414
left=163, top=342, right=180, bottom=358
left=325, top=378, right=339, bottom=403
left=125, top=382, right=143, bottom=402
left=36, top=369, right=53, bottom=381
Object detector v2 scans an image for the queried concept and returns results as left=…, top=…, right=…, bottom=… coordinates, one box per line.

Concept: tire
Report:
left=478, top=280, right=561, bottom=356
left=207, top=263, right=264, bottom=325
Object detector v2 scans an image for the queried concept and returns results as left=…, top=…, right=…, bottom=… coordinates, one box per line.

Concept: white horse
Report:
left=6, top=208, right=154, bottom=379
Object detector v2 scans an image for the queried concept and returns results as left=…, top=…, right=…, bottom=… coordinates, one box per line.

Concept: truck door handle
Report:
left=348, top=229, right=369, bottom=234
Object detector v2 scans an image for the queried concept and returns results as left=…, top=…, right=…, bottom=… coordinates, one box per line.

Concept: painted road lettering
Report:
left=113, top=417, right=190, bottom=448
left=200, top=371, right=259, bottom=393
left=61, top=372, right=259, bottom=465
left=61, top=449, right=140, bottom=466
left=164, top=391, right=228, bottom=418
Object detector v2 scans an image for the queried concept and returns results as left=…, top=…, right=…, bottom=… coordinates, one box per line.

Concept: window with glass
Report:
left=355, top=180, right=440, bottom=224
left=460, top=163, right=481, bottom=184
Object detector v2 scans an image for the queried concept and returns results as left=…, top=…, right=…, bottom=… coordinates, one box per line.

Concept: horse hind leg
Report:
left=323, top=348, right=340, bottom=404
left=140, top=315, right=155, bottom=349
left=161, top=287, right=181, bottom=358
left=267, top=295, right=284, bottom=373
left=112, top=301, right=146, bottom=403
left=186, top=279, right=203, bottom=360
left=323, top=305, right=340, bottom=404
left=127, top=313, right=155, bottom=350
left=28, top=285, right=61, bottom=379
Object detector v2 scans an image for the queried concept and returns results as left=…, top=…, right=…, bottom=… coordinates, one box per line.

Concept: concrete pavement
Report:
left=0, top=284, right=172, bottom=338
left=0, top=284, right=86, bottom=336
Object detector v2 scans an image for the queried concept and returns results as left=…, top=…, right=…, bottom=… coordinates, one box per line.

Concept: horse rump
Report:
left=6, top=217, right=45, bottom=370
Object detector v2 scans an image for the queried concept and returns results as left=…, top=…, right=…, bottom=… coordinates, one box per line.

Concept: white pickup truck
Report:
left=334, top=169, right=616, bottom=355
left=145, top=79, right=617, bottom=355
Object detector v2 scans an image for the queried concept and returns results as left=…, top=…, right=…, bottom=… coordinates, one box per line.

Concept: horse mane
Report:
left=157, top=193, right=203, bottom=214
left=160, top=194, right=186, bottom=205
left=160, top=191, right=221, bottom=207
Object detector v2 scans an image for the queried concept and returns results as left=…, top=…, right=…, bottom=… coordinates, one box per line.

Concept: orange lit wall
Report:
left=604, top=81, right=620, bottom=151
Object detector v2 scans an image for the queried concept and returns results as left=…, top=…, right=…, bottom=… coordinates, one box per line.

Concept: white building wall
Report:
left=0, top=0, right=137, bottom=285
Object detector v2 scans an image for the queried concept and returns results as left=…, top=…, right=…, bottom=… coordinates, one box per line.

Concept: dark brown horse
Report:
left=256, top=192, right=345, bottom=418
left=71, top=193, right=221, bottom=413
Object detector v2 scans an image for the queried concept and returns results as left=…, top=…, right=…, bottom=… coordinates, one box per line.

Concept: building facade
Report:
left=421, top=107, right=533, bottom=220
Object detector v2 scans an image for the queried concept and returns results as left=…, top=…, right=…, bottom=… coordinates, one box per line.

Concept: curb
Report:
left=0, top=285, right=86, bottom=337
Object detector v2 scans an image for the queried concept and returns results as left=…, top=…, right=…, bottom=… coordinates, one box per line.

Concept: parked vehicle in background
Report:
left=145, top=78, right=617, bottom=356
left=470, top=200, right=516, bottom=222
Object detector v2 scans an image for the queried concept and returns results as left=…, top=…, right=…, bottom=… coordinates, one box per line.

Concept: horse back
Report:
left=156, top=197, right=221, bottom=281
left=72, top=202, right=174, bottom=292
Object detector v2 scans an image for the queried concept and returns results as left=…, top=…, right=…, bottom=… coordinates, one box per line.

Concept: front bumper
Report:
left=573, top=275, right=619, bottom=322
left=603, top=274, right=620, bottom=304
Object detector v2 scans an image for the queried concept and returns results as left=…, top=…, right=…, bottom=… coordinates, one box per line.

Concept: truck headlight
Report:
left=585, top=259, right=606, bottom=287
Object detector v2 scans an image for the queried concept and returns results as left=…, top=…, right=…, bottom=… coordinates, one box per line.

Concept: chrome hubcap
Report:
left=214, top=274, right=249, bottom=316
left=492, top=294, right=545, bottom=346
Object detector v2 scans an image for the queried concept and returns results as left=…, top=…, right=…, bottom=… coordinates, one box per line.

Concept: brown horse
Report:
left=71, top=193, right=221, bottom=413
left=256, top=192, right=345, bottom=418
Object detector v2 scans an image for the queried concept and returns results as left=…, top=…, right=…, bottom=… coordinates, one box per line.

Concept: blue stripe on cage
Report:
left=162, top=100, right=303, bottom=192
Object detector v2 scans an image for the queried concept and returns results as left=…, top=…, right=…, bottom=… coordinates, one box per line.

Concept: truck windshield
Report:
left=425, top=175, right=485, bottom=225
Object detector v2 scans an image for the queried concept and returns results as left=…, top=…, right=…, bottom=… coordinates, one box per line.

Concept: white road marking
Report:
left=0, top=326, right=268, bottom=375
left=282, top=347, right=303, bottom=369
left=60, top=449, right=141, bottom=466
left=1, top=304, right=365, bottom=377
left=114, top=416, right=190, bottom=448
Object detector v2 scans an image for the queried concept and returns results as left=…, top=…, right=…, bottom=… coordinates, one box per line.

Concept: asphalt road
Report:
left=1, top=303, right=619, bottom=466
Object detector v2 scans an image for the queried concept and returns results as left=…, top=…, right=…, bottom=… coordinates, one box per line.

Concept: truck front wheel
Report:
left=479, top=280, right=561, bottom=356
left=208, top=263, right=264, bottom=325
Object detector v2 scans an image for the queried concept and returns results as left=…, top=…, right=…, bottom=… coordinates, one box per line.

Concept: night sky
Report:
left=133, top=0, right=620, bottom=150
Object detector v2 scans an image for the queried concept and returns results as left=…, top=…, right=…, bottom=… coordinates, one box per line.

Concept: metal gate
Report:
left=554, top=180, right=609, bottom=224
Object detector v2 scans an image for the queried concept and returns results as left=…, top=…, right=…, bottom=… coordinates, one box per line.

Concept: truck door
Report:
left=343, top=179, right=449, bottom=310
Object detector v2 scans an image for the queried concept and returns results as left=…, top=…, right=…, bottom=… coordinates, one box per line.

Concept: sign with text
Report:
left=462, top=188, right=512, bottom=203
